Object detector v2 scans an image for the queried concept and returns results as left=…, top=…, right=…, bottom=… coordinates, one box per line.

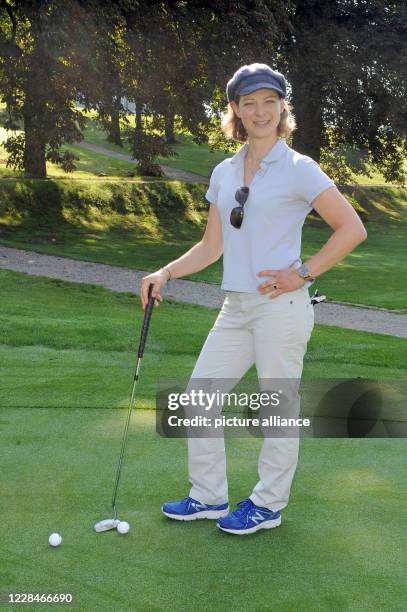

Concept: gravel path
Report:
left=1, top=245, right=406, bottom=339
left=76, top=141, right=209, bottom=184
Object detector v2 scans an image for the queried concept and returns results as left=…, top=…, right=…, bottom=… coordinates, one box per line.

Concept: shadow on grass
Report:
left=0, top=177, right=208, bottom=243
left=3, top=179, right=65, bottom=229
left=340, top=185, right=407, bottom=222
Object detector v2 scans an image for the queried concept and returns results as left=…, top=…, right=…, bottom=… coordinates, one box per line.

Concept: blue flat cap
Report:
left=226, top=63, right=287, bottom=102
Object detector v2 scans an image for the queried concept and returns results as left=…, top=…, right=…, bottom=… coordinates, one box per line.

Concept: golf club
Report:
left=94, top=283, right=156, bottom=532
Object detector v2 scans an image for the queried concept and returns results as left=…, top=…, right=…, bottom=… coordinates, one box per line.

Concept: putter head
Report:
left=94, top=518, right=120, bottom=532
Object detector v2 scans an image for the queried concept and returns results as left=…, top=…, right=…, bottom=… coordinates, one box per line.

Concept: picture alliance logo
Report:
left=165, top=412, right=311, bottom=430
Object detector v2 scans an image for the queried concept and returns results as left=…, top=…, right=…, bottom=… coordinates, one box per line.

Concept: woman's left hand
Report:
left=257, top=266, right=305, bottom=299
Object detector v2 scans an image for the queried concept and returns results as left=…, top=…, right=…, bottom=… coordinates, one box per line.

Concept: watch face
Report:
left=300, top=265, right=310, bottom=278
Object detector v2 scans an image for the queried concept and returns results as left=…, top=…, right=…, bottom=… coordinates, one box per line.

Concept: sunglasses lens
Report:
left=231, top=186, right=249, bottom=228
left=235, top=186, right=250, bottom=206
left=230, top=206, right=243, bottom=228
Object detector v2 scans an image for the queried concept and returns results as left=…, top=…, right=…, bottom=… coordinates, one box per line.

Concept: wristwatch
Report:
left=297, top=263, right=315, bottom=282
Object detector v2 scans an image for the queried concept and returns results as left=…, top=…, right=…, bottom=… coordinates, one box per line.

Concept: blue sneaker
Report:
left=162, top=496, right=229, bottom=521
left=217, top=498, right=281, bottom=535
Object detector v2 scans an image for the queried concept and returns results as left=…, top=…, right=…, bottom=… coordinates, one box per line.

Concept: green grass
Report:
left=0, top=141, right=140, bottom=181
left=51, top=144, right=138, bottom=179
left=2, top=220, right=406, bottom=310
left=79, top=113, right=232, bottom=177
left=2, top=410, right=406, bottom=611
left=301, top=218, right=407, bottom=310
left=2, top=269, right=407, bottom=403
left=157, top=132, right=232, bottom=176
left=1, top=270, right=406, bottom=611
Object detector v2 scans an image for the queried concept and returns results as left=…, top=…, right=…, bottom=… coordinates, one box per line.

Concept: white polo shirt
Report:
left=205, top=137, right=335, bottom=293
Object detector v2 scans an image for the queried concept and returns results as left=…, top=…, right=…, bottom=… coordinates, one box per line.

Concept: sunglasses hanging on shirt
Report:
left=230, top=186, right=249, bottom=229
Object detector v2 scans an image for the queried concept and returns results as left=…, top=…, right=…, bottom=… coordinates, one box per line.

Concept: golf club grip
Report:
left=138, top=283, right=156, bottom=358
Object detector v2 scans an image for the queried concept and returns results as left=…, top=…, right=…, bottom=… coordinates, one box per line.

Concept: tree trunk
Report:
left=107, top=106, right=122, bottom=146
left=165, top=111, right=176, bottom=144
left=23, top=111, right=46, bottom=178
left=23, top=12, right=48, bottom=178
left=285, top=4, right=328, bottom=162
left=135, top=100, right=143, bottom=138
left=152, top=113, right=160, bottom=130
left=290, top=71, right=324, bottom=162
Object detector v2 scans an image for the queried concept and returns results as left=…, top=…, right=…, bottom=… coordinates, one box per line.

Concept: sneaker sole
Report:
left=162, top=508, right=229, bottom=521
left=217, top=515, right=281, bottom=534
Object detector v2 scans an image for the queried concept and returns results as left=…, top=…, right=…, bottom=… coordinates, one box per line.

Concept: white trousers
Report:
left=185, top=285, right=314, bottom=512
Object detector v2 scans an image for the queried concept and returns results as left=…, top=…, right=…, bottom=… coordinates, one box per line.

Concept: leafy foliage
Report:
left=282, top=0, right=407, bottom=184
left=0, top=0, right=405, bottom=184
left=3, top=132, right=24, bottom=170
left=0, top=0, right=87, bottom=176
left=128, top=126, right=176, bottom=176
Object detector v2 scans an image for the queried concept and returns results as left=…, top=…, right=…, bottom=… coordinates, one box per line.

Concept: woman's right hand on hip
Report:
left=140, top=269, right=169, bottom=309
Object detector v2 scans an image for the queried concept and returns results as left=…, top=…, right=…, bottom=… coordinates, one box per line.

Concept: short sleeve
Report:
left=295, top=157, right=335, bottom=207
left=205, top=163, right=222, bottom=205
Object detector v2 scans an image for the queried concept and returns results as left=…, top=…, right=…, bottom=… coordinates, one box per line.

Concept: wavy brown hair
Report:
left=221, top=95, right=297, bottom=143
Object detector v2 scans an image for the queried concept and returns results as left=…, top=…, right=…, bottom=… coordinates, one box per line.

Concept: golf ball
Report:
left=48, top=533, right=62, bottom=547
left=117, top=521, right=130, bottom=534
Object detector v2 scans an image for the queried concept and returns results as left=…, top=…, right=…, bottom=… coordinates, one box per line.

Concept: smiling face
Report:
left=230, top=88, right=285, bottom=140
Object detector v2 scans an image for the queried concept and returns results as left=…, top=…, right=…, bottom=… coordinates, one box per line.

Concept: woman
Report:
left=140, top=63, right=367, bottom=535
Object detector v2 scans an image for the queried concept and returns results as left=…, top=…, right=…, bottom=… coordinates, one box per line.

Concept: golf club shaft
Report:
left=111, top=283, right=156, bottom=519
left=112, top=375, right=139, bottom=520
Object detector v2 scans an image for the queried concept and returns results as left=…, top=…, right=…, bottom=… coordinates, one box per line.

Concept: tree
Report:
left=75, top=2, right=129, bottom=147
left=2, top=0, right=403, bottom=186
left=280, top=0, right=407, bottom=184
left=0, top=0, right=92, bottom=177
left=120, top=0, right=292, bottom=171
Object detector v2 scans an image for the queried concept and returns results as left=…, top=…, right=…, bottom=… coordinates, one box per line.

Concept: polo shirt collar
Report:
left=230, top=137, right=288, bottom=165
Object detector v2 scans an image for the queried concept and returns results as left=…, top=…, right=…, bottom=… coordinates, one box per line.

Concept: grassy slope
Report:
left=1, top=270, right=406, bottom=611
left=0, top=140, right=139, bottom=181
left=0, top=179, right=406, bottom=310
left=78, top=115, right=231, bottom=177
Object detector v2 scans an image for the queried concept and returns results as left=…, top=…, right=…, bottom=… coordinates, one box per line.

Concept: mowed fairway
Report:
left=1, top=269, right=407, bottom=611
